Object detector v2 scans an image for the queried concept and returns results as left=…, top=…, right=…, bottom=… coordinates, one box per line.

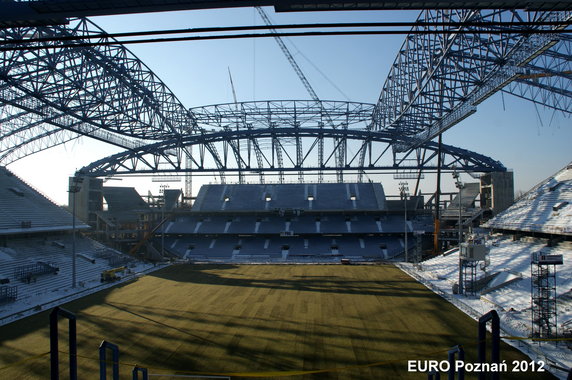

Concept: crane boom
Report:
left=256, top=7, right=349, bottom=182
left=256, top=6, right=319, bottom=101
left=228, top=67, right=238, bottom=104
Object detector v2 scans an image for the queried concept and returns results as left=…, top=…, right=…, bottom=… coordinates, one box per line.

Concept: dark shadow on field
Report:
left=0, top=279, right=140, bottom=380
left=0, top=265, right=558, bottom=380
left=77, top=300, right=469, bottom=377
left=0, top=278, right=136, bottom=342
left=149, top=264, right=433, bottom=298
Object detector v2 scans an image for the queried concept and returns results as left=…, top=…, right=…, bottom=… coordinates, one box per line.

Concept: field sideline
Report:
left=0, top=264, right=554, bottom=379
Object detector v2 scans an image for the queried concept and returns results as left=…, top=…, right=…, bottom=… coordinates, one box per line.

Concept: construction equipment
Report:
left=100, top=266, right=126, bottom=283
left=256, top=7, right=343, bottom=182
left=128, top=214, right=171, bottom=257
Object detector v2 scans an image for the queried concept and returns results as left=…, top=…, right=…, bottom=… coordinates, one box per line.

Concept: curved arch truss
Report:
left=0, top=17, right=200, bottom=165
left=4, top=11, right=570, bottom=180
left=78, top=100, right=505, bottom=179
left=374, top=9, right=572, bottom=151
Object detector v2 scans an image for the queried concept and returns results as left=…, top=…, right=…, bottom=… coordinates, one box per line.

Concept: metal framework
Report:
left=504, top=34, right=572, bottom=113
left=0, top=17, right=202, bottom=164
left=460, top=259, right=479, bottom=296
left=373, top=9, right=572, bottom=151
left=1, top=1, right=569, bottom=28
left=0, top=9, right=571, bottom=183
left=530, top=253, right=561, bottom=339
left=76, top=100, right=505, bottom=177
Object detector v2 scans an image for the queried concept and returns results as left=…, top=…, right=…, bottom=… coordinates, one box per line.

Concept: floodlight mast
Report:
left=68, top=176, right=84, bottom=289
left=452, top=168, right=465, bottom=295
left=159, top=184, right=169, bottom=257
left=399, top=181, right=409, bottom=262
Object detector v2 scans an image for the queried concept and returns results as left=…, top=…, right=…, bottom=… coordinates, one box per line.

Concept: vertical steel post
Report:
left=161, top=200, right=165, bottom=257
left=405, top=194, right=408, bottom=262
left=50, top=307, right=77, bottom=380
left=399, top=181, right=409, bottom=262
left=453, top=170, right=464, bottom=295
left=458, top=184, right=463, bottom=295
left=434, top=134, right=443, bottom=255
left=447, top=345, right=464, bottom=380
left=71, top=183, right=76, bottom=288
left=69, top=176, right=83, bottom=289
left=99, top=341, right=120, bottom=380
left=132, top=366, right=149, bottom=380
left=458, top=185, right=462, bottom=246
left=428, top=371, right=441, bottom=380
left=478, top=310, right=500, bottom=380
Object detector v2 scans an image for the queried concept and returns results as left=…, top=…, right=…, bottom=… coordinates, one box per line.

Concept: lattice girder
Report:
left=1, top=18, right=198, bottom=145
left=77, top=125, right=506, bottom=178
left=374, top=9, right=572, bottom=151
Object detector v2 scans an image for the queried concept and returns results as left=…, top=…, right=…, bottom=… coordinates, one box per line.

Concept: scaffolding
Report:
left=458, top=236, right=489, bottom=296
left=461, top=260, right=480, bottom=296
left=13, top=262, right=59, bottom=283
left=413, top=231, right=424, bottom=264
left=531, top=253, right=563, bottom=339
left=0, top=285, right=17, bottom=304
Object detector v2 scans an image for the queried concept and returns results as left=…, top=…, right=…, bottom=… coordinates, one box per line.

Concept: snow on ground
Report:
left=401, top=235, right=572, bottom=379
left=483, top=163, right=572, bottom=236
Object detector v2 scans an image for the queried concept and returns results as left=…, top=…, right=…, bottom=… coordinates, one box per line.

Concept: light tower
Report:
left=399, top=181, right=409, bottom=262
left=159, top=184, right=170, bottom=257
left=531, top=253, right=563, bottom=339
left=68, top=176, right=84, bottom=289
left=452, top=169, right=465, bottom=294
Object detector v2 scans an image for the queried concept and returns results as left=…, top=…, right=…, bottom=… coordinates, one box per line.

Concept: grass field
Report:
left=0, top=264, right=555, bottom=379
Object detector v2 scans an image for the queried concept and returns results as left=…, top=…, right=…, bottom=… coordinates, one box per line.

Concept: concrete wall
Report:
left=480, top=171, right=514, bottom=215
left=69, top=177, right=103, bottom=225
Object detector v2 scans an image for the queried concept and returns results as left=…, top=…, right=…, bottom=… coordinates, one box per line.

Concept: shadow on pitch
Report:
left=148, top=264, right=435, bottom=299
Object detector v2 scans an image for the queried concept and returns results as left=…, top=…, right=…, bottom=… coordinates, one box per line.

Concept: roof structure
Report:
left=0, top=0, right=568, bottom=28
left=484, top=162, right=572, bottom=236
left=164, top=189, right=183, bottom=211
left=0, top=167, right=89, bottom=234
left=102, top=187, right=149, bottom=212
left=0, top=4, right=569, bottom=185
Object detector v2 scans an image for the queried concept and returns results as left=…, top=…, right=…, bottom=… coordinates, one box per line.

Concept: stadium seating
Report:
left=0, top=167, right=88, bottom=233
left=0, top=167, right=154, bottom=323
left=0, top=234, right=150, bottom=319
left=484, top=162, right=572, bottom=235
left=160, top=182, right=432, bottom=262
left=192, top=183, right=387, bottom=212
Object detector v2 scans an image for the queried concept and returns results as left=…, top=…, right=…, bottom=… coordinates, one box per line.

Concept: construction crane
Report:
left=256, top=7, right=319, bottom=101
left=227, top=67, right=245, bottom=184
left=228, top=67, right=239, bottom=106
left=256, top=7, right=343, bottom=182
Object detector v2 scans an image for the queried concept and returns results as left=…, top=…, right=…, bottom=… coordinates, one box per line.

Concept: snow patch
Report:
left=404, top=236, right=572, bottom=379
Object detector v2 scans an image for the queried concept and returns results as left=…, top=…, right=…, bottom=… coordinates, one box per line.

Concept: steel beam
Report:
left=374, top=9, right=572, bottom=151
left=1, top=1, right=570, bottom=28
left=77, top=126, right=505, bottom=177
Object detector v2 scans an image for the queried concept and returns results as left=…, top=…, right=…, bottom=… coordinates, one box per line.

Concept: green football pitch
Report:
left=0, top=264, right=555, bottom=379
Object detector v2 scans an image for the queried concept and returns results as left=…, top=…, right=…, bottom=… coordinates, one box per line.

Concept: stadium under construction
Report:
left=0, top=1, right=571, bottom=379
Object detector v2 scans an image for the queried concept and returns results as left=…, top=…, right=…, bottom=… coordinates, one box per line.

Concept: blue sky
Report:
left=7, top=7, right=572, bottom=205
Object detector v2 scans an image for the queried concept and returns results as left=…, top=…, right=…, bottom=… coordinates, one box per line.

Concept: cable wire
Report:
left=1, top=19, right=569, bottom=46
left=2, top=28, right=570, bottom=52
